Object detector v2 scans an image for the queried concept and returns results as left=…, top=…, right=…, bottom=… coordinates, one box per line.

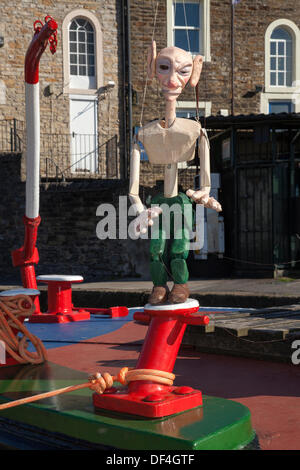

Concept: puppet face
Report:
left=156, top=47, right=193, bottom=102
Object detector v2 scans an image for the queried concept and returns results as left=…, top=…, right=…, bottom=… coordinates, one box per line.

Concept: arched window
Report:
left=69, top=18, right=95, bottom=80
left=270, top=27, right=293, bottom=87
left=62, top=9, right=103, bottom=93
left=261, top=19, right=300, bottom=114
left=62, top=9, right=104, bottom=174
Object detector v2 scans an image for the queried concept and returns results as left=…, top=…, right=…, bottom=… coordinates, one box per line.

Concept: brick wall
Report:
left=0, top=0, right=124, bottom=177
left=130, top=0, right=300, bottom=121
left=0, top=155, right=151, bottom=283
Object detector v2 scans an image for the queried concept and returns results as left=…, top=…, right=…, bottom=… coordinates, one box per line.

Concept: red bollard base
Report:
left=93, top=386, right=202, bottom=418
left=30, top=276, right=91, bottom=323
left=94, top=300, right=206, bottom=418
left=2, top=357, right=20, bottom=368
left=80, top=306, right=129, bottom=318
left=29, top=309, right=90, bottom=323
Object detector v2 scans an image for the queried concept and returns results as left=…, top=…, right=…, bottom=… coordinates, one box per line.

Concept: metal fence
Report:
left=205, top=114, right=300, bottom=276
left=0, top=119, right=121, bottom=181
left=0, top=119, right=24, bottom=152
left=41, top=132, right=120, bottom=181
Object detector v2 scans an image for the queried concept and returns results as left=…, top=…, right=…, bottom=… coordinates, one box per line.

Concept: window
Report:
left=176, top=108, right=198, bottom=119
left=173, top=2, right=201, bottom=54
left=269, top=100, right=294, bottom=114
left=176, top=101, right=211, bottom=118
left=167, top=0, right=211, bottom=60
left=261, top=19, right=300, bottom=114
left=270, top=28, right=292, bottom=87
left=62, top=9, right=103, bottom=93
left=69, top=19, right=95, bottom=79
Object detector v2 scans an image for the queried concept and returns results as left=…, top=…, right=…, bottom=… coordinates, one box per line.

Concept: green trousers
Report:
left=149, top=192, right=194, bottom=285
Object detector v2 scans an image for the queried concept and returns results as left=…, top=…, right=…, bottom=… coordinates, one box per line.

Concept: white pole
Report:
left=25, top=82, right=40, bottom=219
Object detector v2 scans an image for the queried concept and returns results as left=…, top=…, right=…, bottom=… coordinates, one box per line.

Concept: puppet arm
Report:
left=186, top=129, right=222, bottom=212
left=129, top=141, right=145, bottom=216
left=129, top=140, right=162, bottom=235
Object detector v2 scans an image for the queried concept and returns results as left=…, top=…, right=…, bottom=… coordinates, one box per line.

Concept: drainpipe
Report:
left=127, top=0, right=133, bottom=180
left=122, top=0, right=132, bottom=180
left=231, top=1, right=235, bottom=115
left=11, top=16, right=58, bottom=313
left=121, top=0, right=128, bottom=178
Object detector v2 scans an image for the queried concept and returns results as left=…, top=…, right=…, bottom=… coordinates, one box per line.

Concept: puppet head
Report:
left=147, top=40, right=203, bottom=102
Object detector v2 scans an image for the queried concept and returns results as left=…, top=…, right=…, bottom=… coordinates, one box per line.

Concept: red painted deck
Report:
left=43, top=318, right=300, bottom=451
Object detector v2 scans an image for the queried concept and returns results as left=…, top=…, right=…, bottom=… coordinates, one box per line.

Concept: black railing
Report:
left=0, top=119, right=24, bottom=153
left=0, top=121, right=121, bottom=181
left=40, top=132, right=120, bottom=181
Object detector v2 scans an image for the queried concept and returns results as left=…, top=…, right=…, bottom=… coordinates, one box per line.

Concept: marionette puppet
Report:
left=129, top=41, right=222, bottom=305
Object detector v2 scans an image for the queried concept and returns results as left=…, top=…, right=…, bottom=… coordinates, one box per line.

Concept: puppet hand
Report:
left=133, top=206, right=162, bottom=236
left=186, top=189, right=222, bottom=212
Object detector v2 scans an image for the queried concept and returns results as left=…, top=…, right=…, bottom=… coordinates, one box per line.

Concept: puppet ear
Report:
left=147, top=40, right=157, bottom=79
left=190, top=55, right=203, bottom=87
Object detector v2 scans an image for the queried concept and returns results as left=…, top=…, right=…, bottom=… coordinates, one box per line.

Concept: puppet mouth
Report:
left=162, top=88, right=181, bottom=95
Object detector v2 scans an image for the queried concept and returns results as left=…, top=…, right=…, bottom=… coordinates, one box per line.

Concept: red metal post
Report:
left=129, top=316, right=188, bottom=397
left=12, top=216, right=41, bottom=312
left=25, top=17, right=58, bottom=85
left=11, top=17, right=58, bottom=313
left=29, top=277, right=90, bottom=324
left=93, top=302, right=209, bottom=417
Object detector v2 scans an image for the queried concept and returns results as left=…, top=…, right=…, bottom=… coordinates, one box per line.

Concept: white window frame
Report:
left=176, top=100, right=211, bottom=117
left=260, top=93, right=298, bottom=114
left=62, top=9, right=103, bottom=95
left=261, top=19, right=300, bottom=114
left=167, top=0, right=211, bottom=61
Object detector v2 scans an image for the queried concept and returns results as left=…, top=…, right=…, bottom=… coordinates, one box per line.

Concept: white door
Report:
left=70, top=96, right=98, bottom=173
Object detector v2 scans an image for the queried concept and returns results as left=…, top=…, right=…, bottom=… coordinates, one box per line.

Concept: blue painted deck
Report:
left=25, top=306, right=251, bottom=349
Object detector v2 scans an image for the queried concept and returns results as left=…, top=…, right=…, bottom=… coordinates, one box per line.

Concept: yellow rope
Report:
left=0, top=367, right=175, bottom=411
left=89, top=367, right=175, bottom=394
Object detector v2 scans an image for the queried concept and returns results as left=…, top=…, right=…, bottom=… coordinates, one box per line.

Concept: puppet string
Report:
left=139, top=0, right=159, bottom=128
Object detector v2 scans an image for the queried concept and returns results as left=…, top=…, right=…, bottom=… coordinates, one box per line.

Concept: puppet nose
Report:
left=167, top=73, right=180, bottom=89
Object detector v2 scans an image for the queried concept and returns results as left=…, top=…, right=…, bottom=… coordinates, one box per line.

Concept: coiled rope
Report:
left=0, top=367, right=175, bottom=410
left=0, top=295, right=47, bottom=365
left=89, top=367, right=175, bottom=394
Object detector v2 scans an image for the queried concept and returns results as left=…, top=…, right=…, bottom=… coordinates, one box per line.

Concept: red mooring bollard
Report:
left=29, top=275, right=90, bottom=323
left=93, top=299, right=209, bottom=418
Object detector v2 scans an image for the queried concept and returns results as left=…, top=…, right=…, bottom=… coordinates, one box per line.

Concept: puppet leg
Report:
left=168, top=231, right=190, bottom=303
left=168, top=194, right=193, bottom=303
left=148, top=227, right=169, bottom=304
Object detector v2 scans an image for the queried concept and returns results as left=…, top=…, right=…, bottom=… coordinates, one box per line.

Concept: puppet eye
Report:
left=180, top=66, right=192, bottom=75
left=159, top=64, right=169, bottom=71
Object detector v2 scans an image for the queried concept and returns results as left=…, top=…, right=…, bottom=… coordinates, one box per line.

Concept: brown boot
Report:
left=148, top=285, right=169, bottom=305
left=168, top=283, right=189, bottom=304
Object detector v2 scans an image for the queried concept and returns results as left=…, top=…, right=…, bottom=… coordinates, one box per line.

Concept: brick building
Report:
left=1, top=0, right=299, bottom=181
left=0, top=0, right=300, bottom=282
left=0, top=1, right=135, bottom=283
left=130, top=0, right=300, bottom=124
left=128, top=0, right=300, bottom=277
left=0, top=0, right=127, bottom=180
